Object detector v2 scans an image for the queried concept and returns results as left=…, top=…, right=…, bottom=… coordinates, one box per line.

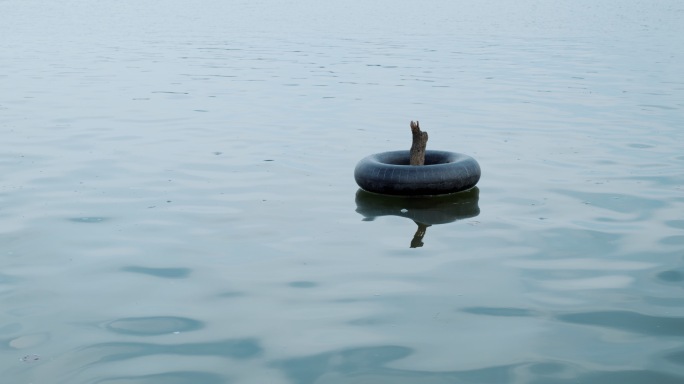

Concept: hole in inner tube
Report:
left=381, top=153, right=453, bottom=165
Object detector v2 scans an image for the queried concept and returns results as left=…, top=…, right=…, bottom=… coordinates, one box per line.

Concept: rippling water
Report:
left=1, top=0, right=683, bottom=383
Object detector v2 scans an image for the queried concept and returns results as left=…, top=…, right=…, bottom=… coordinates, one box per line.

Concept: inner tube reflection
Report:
left=355, top=187, right=480, bottom=248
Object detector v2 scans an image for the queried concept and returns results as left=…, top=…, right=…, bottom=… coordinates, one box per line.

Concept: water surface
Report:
left=1, top=1, right=683, bottom=383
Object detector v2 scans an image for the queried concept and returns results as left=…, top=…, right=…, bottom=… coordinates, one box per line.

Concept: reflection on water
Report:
left=557, top=310, right=684, bottom=337
left=105, top=316, right=203, bottom=336
left=273, top=344, right=684, bottom=384
left=272, top=345, right=515, bottom=384
left=355, top=188, right=479, bottom=247
left=121, top=266, right=192, bottom=279
left=68, top=217, right=110, bottom=223
left=93, top=371, right=226, bottom=384
left=355, top=188, right=480, bottom=226
left=78, top=338, right=262, bottom=364
left=461, top=306, right=537, bottom=317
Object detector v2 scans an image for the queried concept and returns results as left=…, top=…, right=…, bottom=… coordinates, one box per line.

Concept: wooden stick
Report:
left=409, top=121, right=428, bottom=165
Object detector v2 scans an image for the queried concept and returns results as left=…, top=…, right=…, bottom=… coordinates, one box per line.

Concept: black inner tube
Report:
left=354, top=150, right=481, bottom=196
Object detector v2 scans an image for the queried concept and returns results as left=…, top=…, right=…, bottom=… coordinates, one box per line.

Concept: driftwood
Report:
left=409, top=120, right=429, bottom=246
left=409, top=121, right=428, bottom=165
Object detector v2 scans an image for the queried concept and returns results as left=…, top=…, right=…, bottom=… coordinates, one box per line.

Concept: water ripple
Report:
left=557, top=310, right=684, bottom=336
left=79, top=338, right=262, bottom=364
left=121, top=266, right=192, bottom=279
left=461, top=307, right=538, bottom=317
left=105, top=316, right=203, bottom=336
left=92, top=371, right=228, bottom=384
left=271, top=345, right=516, bottom=384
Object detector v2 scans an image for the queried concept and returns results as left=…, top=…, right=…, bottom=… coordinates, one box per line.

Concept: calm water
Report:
left=1, top=1, right=684, bottom=383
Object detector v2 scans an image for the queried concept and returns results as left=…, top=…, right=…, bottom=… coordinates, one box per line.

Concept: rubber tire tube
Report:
left=354, top=150, right=481, bottom=196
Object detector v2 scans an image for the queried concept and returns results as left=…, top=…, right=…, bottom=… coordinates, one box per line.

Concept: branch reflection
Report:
left=355, top=187, right=480, bottom=248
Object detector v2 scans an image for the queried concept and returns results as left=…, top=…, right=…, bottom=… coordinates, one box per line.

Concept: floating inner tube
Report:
left=354, top=150, right=481, bottom=196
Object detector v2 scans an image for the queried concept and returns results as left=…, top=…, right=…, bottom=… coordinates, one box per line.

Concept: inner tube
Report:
left=354, top=150, right=480, bottom=196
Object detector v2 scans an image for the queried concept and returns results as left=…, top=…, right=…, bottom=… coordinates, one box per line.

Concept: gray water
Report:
left=2, top=1, right=684, bottom=383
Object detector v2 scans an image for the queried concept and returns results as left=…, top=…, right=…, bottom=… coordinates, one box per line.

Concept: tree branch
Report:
left=409, top=120, right=428, bottom=166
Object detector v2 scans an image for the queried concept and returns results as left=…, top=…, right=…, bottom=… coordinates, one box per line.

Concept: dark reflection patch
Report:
left=528, top=362, right=565, bottom=375
left=273, top=346, right=684, bottom=384
left=557, top=310, right=684, bottom=336
left=661, top=235, right=684, bottom=246
left=121, top=266, right=191, bottom=279
left=69, top=217, right=109, bottom=223
left=665, top=220, right=684, bottom=229
left=348, top=316, right=391, bottom=326
left=106, top=316, right=204, bottom=336
left=528, top=370, right=684, bottom=384
left=271, top=345, right=516, bottom=384
left=644, top=296, right=684, bottom=306
left=82, top=338, right=262, bottom=364
left=656, top=270, right=684, bottom=282
left=288, top=281, right=318, bottom=288
left=664, top=348, right=684, bottom=365
left=93, top=371, right=227, bottom=384
left=461, top=307, right=537, bottom=317
left=217, top=291, right=246, bottom=298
